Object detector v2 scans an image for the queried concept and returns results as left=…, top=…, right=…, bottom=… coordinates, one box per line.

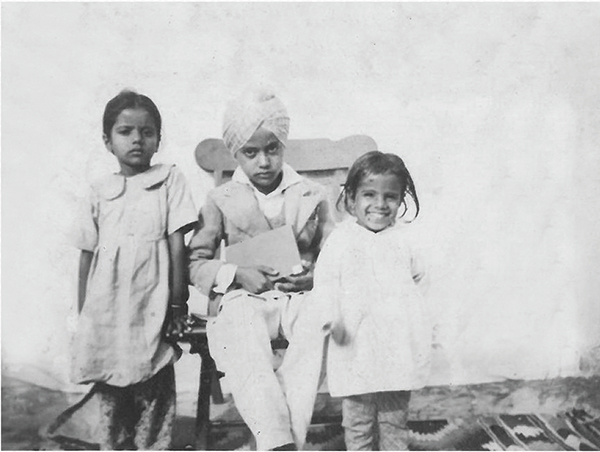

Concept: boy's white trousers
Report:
left=206, top=289, right=326, bottom=451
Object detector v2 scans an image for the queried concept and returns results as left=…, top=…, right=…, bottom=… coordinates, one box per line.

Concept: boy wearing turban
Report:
left=188, top=89, right=334, bottom=450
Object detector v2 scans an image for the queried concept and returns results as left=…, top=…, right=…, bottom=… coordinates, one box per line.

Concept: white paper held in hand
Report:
left=224, top=225, right=303, bottom=277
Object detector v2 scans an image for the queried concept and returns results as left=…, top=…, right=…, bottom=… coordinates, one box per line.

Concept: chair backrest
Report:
left=194, top=135, right=377, bottom=221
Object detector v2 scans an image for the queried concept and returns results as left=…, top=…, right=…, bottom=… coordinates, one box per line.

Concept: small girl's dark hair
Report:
left=102, top=90, right=162, bottom=142
left=338, top=150, right=420, bottom=221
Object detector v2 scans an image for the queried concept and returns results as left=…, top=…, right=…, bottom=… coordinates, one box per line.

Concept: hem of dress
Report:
left=329, top=383, right=427, bottom=398
left=71, top=359, right=178, bottom=388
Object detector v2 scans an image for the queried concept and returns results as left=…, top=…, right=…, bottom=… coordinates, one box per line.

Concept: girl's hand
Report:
left=324, top=321, right=348, bottom=345
left=165, top=304, right=190, bottom=340
left=234, top=265, right=279, bottom=294
left=331, top=322, right=348, bottom=345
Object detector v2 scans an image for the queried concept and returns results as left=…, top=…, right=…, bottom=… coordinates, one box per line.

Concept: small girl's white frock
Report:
left=314, top=219, right=432, bottom=398
left=72, top=164, right=197, bottom=387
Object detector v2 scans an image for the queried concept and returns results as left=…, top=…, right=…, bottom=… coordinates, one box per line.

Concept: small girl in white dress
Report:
left=313, top=151, right=432, bottom=451
left=49, top=90, right=198, bottom=450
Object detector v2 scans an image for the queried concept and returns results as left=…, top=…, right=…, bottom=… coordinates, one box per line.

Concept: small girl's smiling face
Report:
left=104, top=108, right=159, bottom=176
left=350, top=173, right=404, bottom=232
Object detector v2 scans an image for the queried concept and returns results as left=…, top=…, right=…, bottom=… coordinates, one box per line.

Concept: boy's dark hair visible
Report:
left=102, top=90, right=162, bottom=142
left=338, top=150, right=420, bottom=221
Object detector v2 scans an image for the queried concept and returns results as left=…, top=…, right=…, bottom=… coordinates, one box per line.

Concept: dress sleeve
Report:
left=312, top=230, right=342, bottom=329
left=166, top=166, right=198, bottom=236
left=73, top=187, right=98, bottom=252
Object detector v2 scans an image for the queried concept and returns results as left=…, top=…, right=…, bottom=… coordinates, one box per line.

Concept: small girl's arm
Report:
left=410, top=244, right=440, bottom=347
left=312, top=232, right=348, bottom=345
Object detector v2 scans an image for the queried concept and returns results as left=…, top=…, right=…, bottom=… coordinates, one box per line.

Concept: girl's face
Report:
left=349, top=173, right=404, bottom=232
left=235, top=126, right=284, bottom=194
left=104, top=108, right=159, bottom=176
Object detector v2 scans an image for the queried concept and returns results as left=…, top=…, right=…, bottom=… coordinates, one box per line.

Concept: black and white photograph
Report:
left=2, top=2, right=600, bottom=450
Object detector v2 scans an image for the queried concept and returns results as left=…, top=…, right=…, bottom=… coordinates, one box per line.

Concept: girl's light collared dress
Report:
left=72, top=164, right=197, bottom=387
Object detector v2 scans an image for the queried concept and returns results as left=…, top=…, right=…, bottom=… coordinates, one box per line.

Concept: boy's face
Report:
left=235, top=127, right=284, bottom=194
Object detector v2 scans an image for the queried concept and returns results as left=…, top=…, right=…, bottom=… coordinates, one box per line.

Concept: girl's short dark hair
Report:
left=338, top=150, right=420, bottom=221
left=102, top=90, right=162, bottom=142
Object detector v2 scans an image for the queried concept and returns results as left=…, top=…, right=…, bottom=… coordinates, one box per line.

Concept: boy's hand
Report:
left=274, top=273, right=314, bottom=292
left=235, top=265, right=279, bottom=294
left=273, top=261, right=314, bottom=292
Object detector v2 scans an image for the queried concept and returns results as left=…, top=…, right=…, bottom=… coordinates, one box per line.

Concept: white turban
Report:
left=222, top=89, right=290, bottom=156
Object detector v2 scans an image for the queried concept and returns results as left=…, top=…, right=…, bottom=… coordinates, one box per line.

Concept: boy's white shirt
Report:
left=213, top=163, right=303, bottom=294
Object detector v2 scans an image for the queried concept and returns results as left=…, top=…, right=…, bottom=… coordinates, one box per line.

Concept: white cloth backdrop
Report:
left=2, top=3, right=600, bottom=392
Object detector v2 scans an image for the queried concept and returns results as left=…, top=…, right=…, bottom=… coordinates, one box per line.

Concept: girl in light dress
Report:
left=313, top=150, right=432, bottom=451
left=49, top=90, right=197, bottom=450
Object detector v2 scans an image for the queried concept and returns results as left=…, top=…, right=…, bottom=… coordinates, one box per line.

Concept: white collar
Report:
left=232, top=162, right=302, bottom=196
left=94, top=164, right=172, bottom=200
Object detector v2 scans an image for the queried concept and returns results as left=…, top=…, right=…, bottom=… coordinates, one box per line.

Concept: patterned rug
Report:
left=7, top=373, right=600, bottom=451
left=27, top=376, right=600, bottom=451
left=207, top=409, right=600, bottom=451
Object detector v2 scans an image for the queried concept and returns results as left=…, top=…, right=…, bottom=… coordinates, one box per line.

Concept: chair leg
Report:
left=211, top=370, right=225, bottom=405
left=195, top=338, right=213, bottom=450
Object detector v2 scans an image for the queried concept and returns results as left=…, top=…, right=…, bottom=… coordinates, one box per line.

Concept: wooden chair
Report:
left=181, top=135, right=377, bottom=450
